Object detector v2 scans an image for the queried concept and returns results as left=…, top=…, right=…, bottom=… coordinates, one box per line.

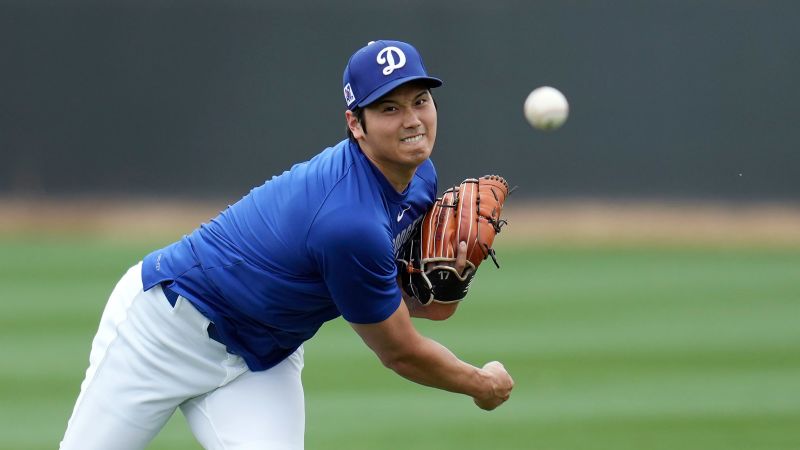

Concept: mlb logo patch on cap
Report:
left=342, top=40, right=442, bottom=110
left=343, top=83, right=355, bottom=106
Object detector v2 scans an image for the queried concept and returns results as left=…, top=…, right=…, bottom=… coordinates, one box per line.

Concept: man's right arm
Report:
left=349, top=300, right=514, bottom=410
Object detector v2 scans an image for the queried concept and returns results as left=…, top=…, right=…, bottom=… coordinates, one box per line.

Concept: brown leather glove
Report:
left=397, top=175, right=511, bottom=304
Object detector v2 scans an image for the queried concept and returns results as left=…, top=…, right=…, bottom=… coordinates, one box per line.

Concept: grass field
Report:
left=1, top=234, right=799, bottom=449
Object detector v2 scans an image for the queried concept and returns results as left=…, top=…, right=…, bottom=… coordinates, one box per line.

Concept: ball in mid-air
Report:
left=524, top=86, right=569, bottom=131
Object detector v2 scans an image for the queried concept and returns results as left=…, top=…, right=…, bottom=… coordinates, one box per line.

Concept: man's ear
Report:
left=345, top=110, right=364, bottom=140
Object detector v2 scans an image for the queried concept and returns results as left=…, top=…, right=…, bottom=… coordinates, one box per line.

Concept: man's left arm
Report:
left=401, top=286, right=458, bottom=320
left=399, top=240, right=467, bottom=321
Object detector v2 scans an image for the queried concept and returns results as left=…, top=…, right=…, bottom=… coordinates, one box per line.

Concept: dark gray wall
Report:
left=2, top=0, right=798, bottom=200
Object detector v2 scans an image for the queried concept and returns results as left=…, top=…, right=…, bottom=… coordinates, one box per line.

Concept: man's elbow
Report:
left=376, top=348, right=414, bottom=373
left=372, top=339, right=423, bottom=374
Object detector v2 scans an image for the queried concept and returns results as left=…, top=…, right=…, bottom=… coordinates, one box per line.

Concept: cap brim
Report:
left=356, top=76, right=443, bottom=109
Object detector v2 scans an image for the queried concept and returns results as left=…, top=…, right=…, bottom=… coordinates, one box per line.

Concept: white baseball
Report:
left=524, top=86, right=569, bottom=131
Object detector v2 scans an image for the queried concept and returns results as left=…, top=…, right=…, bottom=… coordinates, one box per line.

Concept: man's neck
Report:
left=374, top=160, right=414, bottom=193
left=360, top=149, right=414, bottom=193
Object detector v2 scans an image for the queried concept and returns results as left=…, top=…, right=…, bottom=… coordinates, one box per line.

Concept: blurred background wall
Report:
left=2, top=0, right=798, bottom=201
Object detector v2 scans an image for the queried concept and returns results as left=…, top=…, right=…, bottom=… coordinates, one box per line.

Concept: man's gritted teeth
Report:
left=401, top=134, right=425, bottom=143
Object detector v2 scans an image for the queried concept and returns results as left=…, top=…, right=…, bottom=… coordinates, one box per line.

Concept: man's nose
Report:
left=403, top=108, right=422, bottom=128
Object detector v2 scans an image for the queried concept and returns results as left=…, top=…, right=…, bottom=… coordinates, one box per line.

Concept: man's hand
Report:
left=473, top=361, right=514, bottom=411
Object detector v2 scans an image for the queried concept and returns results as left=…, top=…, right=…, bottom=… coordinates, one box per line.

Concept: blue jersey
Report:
left=141, top=139, right=437, bottom=371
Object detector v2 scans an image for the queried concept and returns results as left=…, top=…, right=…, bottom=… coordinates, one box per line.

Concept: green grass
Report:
left=1, top=236, right=798, bottom=449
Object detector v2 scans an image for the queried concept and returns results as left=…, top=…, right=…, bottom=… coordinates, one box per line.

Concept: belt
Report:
left=161, top=283, right=224, bottom=344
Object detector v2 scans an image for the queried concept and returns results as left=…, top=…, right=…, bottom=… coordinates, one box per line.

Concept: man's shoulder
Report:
left=307, top=196, right=392, bottom=261
left=318, top=178, right=388, bottom=224
left=309, top=173, right=391, bottom=243
left=316, top=138, right=351, bottom=159
left=314, top=141, right=386, bottom=206
left=272, top=139, right=358, bottom=201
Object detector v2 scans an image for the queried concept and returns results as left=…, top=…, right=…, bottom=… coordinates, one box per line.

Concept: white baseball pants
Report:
left=60, top=262, right=305, bottom=450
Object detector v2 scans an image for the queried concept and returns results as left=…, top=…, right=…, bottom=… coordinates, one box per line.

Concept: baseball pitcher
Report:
left=60, top=40, right=514, bottom=450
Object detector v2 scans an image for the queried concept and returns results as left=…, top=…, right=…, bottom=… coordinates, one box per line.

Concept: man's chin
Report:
left=406, top=151, right=432, bottom=168
left=405, top=144, right=433, bottom=162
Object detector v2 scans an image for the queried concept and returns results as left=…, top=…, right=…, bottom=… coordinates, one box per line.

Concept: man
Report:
left=61, top=40, right=514, bottom=450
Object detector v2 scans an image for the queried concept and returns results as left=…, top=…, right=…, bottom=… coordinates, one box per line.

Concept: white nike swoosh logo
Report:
left=397, top=206, right=411, bottom=222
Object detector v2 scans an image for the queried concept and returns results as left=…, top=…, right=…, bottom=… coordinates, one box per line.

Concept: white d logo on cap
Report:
left=376, top=47, right=406, bottom=76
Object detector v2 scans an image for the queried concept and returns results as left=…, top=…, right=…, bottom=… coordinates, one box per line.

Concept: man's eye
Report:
left=383, top=106, right=398, bottom=112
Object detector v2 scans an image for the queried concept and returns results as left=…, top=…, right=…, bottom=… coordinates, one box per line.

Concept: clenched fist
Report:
left=473, top=361, right=514, bottom=410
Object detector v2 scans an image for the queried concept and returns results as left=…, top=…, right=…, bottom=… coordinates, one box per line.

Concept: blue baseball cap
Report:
left=343, top=40, right=442, bottom=110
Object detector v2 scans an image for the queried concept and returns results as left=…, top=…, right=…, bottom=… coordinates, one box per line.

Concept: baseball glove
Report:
left=397, top=175, right=511, bottom=305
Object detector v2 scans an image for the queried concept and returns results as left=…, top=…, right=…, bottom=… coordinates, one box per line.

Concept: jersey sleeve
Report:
left=307, top=210, right=401, bottom=324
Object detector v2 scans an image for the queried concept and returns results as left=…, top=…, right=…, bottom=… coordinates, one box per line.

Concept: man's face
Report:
left=348, top=81, right=437, bottom=174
